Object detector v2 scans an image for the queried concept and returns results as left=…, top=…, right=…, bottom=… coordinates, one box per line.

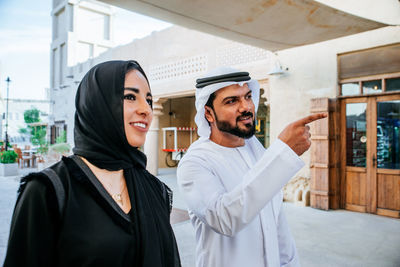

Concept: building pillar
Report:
left=144, top=98, right=165, bottom=176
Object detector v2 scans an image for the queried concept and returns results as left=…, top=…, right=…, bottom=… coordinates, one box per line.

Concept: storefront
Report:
left=311, top=43, right=400, bottom=218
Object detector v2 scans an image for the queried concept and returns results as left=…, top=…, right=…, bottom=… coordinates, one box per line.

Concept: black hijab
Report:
left=73, top=60, right=147, bottom=170
left=73, top=60, right=181, bottom=267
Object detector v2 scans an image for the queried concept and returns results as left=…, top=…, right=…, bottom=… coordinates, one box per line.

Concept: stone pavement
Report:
left=158, top=168, right=400, bottom=267
left=1, top=167, right=399, bottom=266
left=0, top=167, right=34, bottom=265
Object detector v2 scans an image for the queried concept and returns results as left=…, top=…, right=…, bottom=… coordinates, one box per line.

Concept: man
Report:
left=177, top=67, right=326, bottom=267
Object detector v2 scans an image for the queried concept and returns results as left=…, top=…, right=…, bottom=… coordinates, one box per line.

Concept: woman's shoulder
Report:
left=15, top=171, right=60, bottom=220
left=17, top=158, right=71, bottom=212
left=20, top=158, right=69, bottom=189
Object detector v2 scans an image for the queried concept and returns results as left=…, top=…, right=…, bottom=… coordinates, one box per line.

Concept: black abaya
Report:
left=4, top=60, right=181, bottom=267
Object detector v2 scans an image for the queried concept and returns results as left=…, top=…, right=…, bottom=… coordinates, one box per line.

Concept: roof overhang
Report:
left=96, top=0, right=388, bottom=51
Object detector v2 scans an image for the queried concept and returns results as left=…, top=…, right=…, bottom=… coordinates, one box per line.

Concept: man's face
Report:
left=207, top=83, right=255, bottom=139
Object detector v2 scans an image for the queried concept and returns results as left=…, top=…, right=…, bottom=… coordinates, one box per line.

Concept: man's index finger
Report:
left=294, top=113, right=327, bottom=126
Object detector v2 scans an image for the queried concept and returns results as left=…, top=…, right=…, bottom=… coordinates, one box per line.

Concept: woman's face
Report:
left=123, top=69, right=153, bottom=147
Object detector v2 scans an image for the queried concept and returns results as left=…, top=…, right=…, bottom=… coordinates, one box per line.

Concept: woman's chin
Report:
left=127, top=138, right=146, bottom=148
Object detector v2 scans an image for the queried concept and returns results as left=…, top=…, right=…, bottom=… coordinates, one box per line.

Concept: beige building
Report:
left=50, top=0, right=400, bottom=217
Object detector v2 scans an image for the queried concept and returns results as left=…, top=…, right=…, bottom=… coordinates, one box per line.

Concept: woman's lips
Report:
left=130, top=122, right=148, bottom=132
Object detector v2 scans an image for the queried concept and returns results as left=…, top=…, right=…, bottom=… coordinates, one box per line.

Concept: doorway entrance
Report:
left=341, top=95, right=400, bottom=218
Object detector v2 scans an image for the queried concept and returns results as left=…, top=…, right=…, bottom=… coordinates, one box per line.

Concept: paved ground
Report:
left=1, top=167, right=400, bottom=266
left=158, top=168, right=400, bottom=267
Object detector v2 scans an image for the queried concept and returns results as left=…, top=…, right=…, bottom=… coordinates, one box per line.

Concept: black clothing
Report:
left=4, top=60, right=181, bottom=266
left=4, top=156, right=179, bottom=267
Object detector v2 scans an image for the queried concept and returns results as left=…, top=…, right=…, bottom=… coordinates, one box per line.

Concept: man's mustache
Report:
left=236, top=111, right=254, bottom=122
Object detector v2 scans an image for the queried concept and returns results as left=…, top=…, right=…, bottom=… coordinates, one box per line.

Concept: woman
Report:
left=4, top=60, right=181, bottom=267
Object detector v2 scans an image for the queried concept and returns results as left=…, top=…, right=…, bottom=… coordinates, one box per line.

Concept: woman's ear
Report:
left=204, top=106, right=215, bottom=124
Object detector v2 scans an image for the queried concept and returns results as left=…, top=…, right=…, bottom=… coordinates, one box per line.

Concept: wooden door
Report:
left=342, top=95, right=400, bottom=218
left=375, top=95, right=400, bottom=218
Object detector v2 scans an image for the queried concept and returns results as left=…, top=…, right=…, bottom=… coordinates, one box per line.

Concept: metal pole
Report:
left=5, top=77, right=11, bottom=151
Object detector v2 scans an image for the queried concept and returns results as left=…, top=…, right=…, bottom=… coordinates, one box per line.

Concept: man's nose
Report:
left=238, top=98, right=251, bottom=113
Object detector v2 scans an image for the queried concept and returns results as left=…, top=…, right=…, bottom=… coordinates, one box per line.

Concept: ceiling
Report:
left=97, top=0, right=388, bottom=51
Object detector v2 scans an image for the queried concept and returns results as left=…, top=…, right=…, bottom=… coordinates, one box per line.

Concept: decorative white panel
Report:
left=148, top=55, right=207, bottom=82
left=217, top=43, right=270, bottom=66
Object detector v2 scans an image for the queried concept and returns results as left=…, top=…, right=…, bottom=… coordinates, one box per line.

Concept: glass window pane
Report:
left=377, top=100, right=400, bottom=169
left=346, top=103, right=367, bottom=167
left=363, top=80, right=382, bottom=94
left=342, top=82, right=359, bottom=96
left=386, top=78, right=400, bottom=92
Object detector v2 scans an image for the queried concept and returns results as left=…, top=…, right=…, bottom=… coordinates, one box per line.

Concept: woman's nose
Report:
left=137, top=98, right=152, bottom=116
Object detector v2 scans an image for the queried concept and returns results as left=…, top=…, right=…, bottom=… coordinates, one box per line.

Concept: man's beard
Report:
left=215, top=111, right=255, bottom=139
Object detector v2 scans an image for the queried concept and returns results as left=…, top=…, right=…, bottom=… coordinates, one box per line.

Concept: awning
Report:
left=97, top=0, right=388, bottom=51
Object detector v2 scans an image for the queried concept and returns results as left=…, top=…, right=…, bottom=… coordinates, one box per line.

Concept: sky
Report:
left=0, top=0, right=171, bottom=100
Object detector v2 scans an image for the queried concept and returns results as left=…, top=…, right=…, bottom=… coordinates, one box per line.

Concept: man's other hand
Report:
left=278, top=113, right=327, bottom=156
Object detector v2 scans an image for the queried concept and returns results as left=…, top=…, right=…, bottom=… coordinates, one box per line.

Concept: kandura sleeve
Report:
left=3, top=179, right=58, bottom=267
left=277, top=209, right=300, bottom=267
left=177, top=139, right=304, bottom=237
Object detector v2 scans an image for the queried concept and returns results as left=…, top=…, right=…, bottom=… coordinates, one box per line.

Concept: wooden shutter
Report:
left=63, top=124, right=67, bottom=142
left=50, top=125, right=56, bottom=144
left=310, top=98, right=341, bottom=210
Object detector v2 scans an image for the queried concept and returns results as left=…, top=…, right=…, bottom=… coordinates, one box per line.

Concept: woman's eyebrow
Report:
left=124, top=87, right=139, bottom=93
left=124, top=87, right=152, bottom=98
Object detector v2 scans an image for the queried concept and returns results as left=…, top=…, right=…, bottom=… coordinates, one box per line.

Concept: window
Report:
left=340, top=76, right=400, bottom=96
left=341, top=82, right=359, bottom=96
left=386, top=78, right=400, bottom=92
left=338, top=44, right=400, bottom=97
left=362, top=80, right=382, bottom=94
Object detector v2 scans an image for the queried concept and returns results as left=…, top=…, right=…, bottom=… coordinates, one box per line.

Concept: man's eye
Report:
left=226, top=99, right=236, bottom=104
left=124, top=94, right=136, bottom=101
left=246, top=94, right=252, bottom=99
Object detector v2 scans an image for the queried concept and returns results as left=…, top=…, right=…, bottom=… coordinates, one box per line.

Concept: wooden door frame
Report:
left=340, top=94, right=400, bottom=214
left=367, top=97, right=377, bottom=213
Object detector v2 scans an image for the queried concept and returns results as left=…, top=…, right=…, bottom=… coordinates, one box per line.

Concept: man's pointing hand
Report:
left=278, top=113, right=327, bottom=156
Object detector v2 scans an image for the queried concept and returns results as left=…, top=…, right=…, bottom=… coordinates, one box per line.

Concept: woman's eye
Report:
left=124, top=94, right=136, bottom=101
left=147, top=99, right=153, bottom=107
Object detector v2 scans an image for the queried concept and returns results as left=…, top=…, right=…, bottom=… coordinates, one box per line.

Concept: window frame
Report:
left=339, top=72, right=400, bottom=98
